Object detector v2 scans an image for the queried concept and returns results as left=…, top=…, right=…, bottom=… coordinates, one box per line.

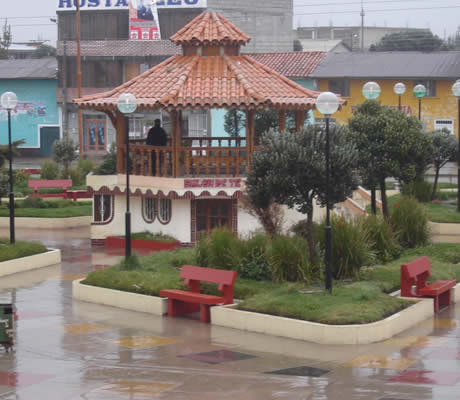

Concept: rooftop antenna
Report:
left=360, top=0, right=365, bottom=50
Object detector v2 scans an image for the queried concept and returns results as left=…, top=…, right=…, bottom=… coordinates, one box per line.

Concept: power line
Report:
left=295, top=5, right=460, bottom=16
left=294, top=0, right=448, bottom=8
left=0, top=16, right=55, bottom=20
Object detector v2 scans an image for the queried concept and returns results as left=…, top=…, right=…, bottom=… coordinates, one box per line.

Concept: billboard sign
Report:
left=57, top=0, right=207, bottom=10
left=129, top=0, right=161, bottom=41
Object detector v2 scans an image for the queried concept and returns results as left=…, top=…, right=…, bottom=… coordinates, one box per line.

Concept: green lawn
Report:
left=0, top=207, right=92, bottom=218
left=80, top=243, right=460, bottom=325
left=0, top=238, right=48, bottom=262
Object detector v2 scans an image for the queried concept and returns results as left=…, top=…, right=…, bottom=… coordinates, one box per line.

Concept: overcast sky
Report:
left=1, top=0, right=459, bottom=44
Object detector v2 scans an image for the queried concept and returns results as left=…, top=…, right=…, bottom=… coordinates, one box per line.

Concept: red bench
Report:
left=401, top=256, right=457, bottom=312
left=159, top=265, right=237, bottom=323
left=28, top=179, right=73, bottom=199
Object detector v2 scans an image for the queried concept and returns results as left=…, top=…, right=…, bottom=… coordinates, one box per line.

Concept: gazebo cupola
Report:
left=170, top=12, right=250, bottom=57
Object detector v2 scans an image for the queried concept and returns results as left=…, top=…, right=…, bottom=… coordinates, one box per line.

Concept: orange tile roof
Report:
left=170, top=12, right=250, bottom=46
left=75, top=55, right=320, bottom=111
left=248, top=51, right=327, bottom=78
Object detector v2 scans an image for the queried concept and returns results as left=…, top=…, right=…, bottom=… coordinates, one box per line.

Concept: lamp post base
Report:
left=125, top=211, right=131, bottom=258
left=9, top=192, right=14, bottom=244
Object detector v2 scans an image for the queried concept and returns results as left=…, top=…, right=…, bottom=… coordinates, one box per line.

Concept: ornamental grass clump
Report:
left=316, top=216, right=375, bottom=279
left=359, top=214, right=401, bottom=263
left=267, top=235, right=315, bottom=283
left=196, top=228, right=240, bottom=270
left=390, top=196, right=429, bottom=248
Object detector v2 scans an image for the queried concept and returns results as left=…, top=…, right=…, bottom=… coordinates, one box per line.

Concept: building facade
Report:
left=0, top=58, right=60, bottom=156
left=56, top=0, right=294, bottom=155
left=310, top=51, right=460, bottom=134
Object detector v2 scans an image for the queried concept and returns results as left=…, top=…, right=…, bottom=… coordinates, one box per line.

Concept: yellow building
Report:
left=310, top=51, right=460, bottom=135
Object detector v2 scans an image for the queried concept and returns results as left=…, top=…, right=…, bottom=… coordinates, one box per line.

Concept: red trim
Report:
left=106, top=236, right=180, bottom=251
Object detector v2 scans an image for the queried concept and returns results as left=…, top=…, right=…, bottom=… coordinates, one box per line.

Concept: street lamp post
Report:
left=413, top=84, right=427, bottom=121
left=362, top=82, right=381, bottom=215
left=452, top=81, right=460, bottom=213
left=316, top=91, right=340, bottom=293
left=393, top=82, right=406, bottom=111
left=117, top=93, right=138, bottom=258
left=1, top=92, right=18, bottom=244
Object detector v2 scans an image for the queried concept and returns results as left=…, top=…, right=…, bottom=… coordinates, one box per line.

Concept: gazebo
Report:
left=75, top=12, right=324, bottom=244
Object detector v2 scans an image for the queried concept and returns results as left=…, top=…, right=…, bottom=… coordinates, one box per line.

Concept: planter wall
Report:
left=0, top=249, right=61, bottom=277
left=210, top=298, right=434, bottom=345
left=72, top=279, right=168, bottom=315
left=106, top=236, right=180, bottom=251
left=0, top=216, right=91, bottom=229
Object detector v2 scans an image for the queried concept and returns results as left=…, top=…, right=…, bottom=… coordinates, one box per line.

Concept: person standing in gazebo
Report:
left=146, top=119, right=168, bottom=175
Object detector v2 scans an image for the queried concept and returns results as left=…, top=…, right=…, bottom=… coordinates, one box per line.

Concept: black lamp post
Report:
left=1, top=92, right=18, bottom=244
left=316, top=91, right=340, bottom=293
left=394, top=82, right=406, bottom=111
left=452, top=81, right=460, bottom=212
left=117, top=93, right=138, bottom=258
left=413, top=84, right=427, bottom=121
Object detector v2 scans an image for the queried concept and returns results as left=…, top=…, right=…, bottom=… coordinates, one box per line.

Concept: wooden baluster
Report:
left=155, top=149, right=160, bottom=177
left=185, top=150, right=191, bottom=177
left=216, top=150, right=220, bottom=177
left=225, top=150, right=230, bottom=177
left=147, top=148, right=152, bottom=177
left=235, top=149, right=240, bottom=177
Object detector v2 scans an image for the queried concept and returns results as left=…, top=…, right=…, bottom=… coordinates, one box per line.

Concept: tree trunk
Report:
left=371, top=187, right=377, bottom=215
left=306, top=208, right=317, bottom=265
left=431, top=167, right=440, bottom=201
left=380, top=179, right=389, bottom=218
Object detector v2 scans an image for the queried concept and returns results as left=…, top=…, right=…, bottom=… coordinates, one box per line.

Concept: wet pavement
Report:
left=0, top=227, right=458, bottom=399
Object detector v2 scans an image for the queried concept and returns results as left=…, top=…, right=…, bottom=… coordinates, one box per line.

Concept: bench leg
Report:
left=200, top=304, right=211, bottom=323
left=433, top=296, right=440, bottom=313
left=439, top=290, right=452, bottom=309
left=168, top=299, right=178, bottom=317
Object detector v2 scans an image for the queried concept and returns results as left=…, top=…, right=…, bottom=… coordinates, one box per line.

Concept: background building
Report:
left=56, top=0, right=294, bottom=155
left=310, top=51, right=460, bottom=133
left=296, top=26, right=428, bottom=51
left=0, top=58, right=59, bottom=157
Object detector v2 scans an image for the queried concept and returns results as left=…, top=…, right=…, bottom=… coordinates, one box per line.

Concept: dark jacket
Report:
left=146, top=126, right=167, bottom=146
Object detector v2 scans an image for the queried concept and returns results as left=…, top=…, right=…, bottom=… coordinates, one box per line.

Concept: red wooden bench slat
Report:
left=419, top=280, right=457, bottom=296
left=179, top=265, right=237, bottom=286
left=400, top=256, right=456, bottom=312
left=28, top=179, right=72, bottom=189
left=158, top=289, right=224, bottom=305
left=160, top=265, right=237, bottom=323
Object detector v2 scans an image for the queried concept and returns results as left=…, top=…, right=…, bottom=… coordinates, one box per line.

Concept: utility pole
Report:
left=360, top=0, right=365, bottom=51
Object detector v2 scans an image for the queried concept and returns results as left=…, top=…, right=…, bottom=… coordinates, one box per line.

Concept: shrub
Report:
left=234, top=233, right=271, bottom=281
left=196, top=228, right=240, bottom=270
left=69, top=168, right=83, bottom=186
left=40, top=160, right=59, bottom=180
left=267, top=235, right=314, bottom=282
left=117, top=254, right=141, bottom=271
left=77, top=159, right=94, bottom=177
left=20, top=196, right=45, bottom=209
left=401, top=180, right=433, bottom=203
left=95, top=143, right=117, bottom=175
left=14, top=170, right=29, bottom=187
left=390, top=196, right=429, bottom=248
left=52, top=137, right=77, bottom=178
left=317, top=216, right=374, bottom=279
left=359, top=215, right=402, bottom=263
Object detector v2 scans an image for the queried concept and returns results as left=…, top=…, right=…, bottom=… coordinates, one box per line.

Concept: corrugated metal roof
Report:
left=0, top=58, right=57, bottom=80
left=310, top=51, right=460, bottom=79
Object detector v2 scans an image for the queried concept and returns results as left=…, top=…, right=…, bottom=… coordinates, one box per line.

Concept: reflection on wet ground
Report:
left=0, top=226, right=458, bottom=399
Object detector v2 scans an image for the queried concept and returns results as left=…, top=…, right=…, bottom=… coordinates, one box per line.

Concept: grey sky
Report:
left=1, top=0, right=459, bottom=44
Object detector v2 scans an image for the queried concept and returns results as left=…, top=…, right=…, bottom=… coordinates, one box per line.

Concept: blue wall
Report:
left=0, top=80, right=59, bottom=148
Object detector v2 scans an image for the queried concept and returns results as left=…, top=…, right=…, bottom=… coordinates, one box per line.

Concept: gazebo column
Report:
left=246, top=109, right=255, bottom=166
left=295, top=110, right=306, bottom=132
left=279, top=110, right=286, bottom=132
left=115, top=111, right=127, bottom=174
left=171, top=110, right=180, bottom=177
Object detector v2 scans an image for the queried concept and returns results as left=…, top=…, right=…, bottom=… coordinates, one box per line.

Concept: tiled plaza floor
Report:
left=0, top=226, right=458, bottom=399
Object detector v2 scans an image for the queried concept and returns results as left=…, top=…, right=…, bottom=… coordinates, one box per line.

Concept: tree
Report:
left=34, top=44, right=56, bottom=58
left=348, top=100, right=431, bottom=217
left=224, top=110, right=245, bottom=137
left=0, top=19, right=12, bottom=59
left=52, top=137, right=77, bottom=178
left=371, top=30, right=444, bottom=52
left=246, top=125, right=359, bottom=262
left=255, top=110, right=279, bottom=137
left=430, top=129, right=458, bottom=200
